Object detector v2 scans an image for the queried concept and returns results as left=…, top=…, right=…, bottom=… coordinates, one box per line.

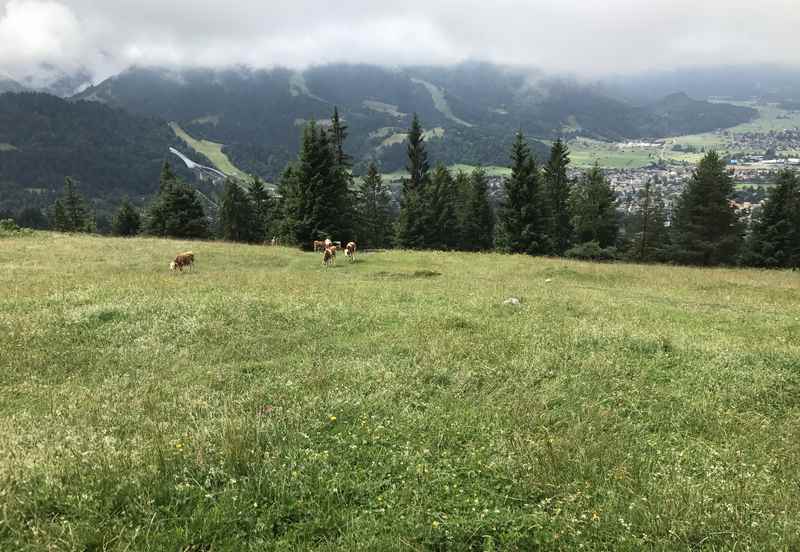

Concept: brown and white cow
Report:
left=322, top=247, right=335, bottom=267
left=170, top=251, right=195, bottom=271
left=345, top=241, right=357, bottom=262
left=313, top=240, right=326, bottom=252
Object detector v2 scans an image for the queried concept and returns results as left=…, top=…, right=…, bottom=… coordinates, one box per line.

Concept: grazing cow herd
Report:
left=168, top=239, right=358, bottom=272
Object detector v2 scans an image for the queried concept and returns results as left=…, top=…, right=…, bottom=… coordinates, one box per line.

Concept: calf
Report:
left=345, top=241, right=357, bottom=261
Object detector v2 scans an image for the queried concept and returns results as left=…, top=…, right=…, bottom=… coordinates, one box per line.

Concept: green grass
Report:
left=670, top=102, right=800, bottom=154
left=169, top=122, right=248, bottom=179
left=567, top=138, right=704, bottom=169
left=2, top=233, right=800, bottom=550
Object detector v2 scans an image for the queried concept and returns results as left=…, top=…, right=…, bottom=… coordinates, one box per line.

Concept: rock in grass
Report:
left=503, top=297, right=521, bottom=306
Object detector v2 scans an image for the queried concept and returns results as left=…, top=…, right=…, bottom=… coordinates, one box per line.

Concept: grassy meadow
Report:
left=1, top=232, right=799, bottom=550
left=169, top=123, right=249, bottom=179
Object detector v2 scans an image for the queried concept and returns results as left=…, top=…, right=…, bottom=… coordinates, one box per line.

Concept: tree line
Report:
left=21, top=109, right=800, bottom=270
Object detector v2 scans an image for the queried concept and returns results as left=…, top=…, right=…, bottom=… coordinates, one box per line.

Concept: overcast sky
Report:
left=1, top=0, right=799, bottom=83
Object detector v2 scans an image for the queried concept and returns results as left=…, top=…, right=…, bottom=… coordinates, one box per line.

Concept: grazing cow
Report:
left=333, top=240, right=342, bottom=249
left=171, top=251, right=194, bottom=272
left=313, top=240, right=326, bottom=252
left=328, top=245, right=337, bottom=260
left=345, top=241, right=357, bottom=261
left=323, top=247, right=334, bottom=267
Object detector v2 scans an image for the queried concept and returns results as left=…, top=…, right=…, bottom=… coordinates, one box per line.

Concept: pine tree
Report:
left=279, top=121, right=353, bottom=246
left=159, top=161, right=177, bottom=192
left=50, top=200, right=68, bottom=232
left=671, top=151, right=743, bottom=265
left=145, top=169, right=209, bottom=239
left=111, top=198, right=141, bottom=236
left=330, top=107, right=352, bottom=168
left=219, top=179, right=256, bottom=242
left=461, top=167, right=495, bottom=251
left=497, top=132, right=546, bottom=254
left=627, top=180, right=669, bottom=262
left=248, top=176, right=273, bottom=243
left=544, top=138, right=573, bottom=254
left=744, top=170, right=800, bottom=268
left=50, top=177, right=92, bottom=232
left=356, top=162, right=393, bottom=248
left=427, top=164, right=460, bottom=249
left=569, top=165, right=619, bottom=249
left=396, top=114, right=430, bottom=249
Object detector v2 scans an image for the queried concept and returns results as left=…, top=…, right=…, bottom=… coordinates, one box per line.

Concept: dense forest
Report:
left=0, top=92, right=212, bottom=219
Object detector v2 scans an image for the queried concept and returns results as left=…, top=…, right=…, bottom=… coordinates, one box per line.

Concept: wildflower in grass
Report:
left=592, top=511, right=600, bottom=522
left=330, top=415, right=337, bottom=422
left=432, top=521, right=440, bottom=528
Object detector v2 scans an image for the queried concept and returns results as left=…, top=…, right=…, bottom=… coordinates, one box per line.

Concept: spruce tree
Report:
left=111, top=198, right=141, bottom=236
left=248, top=176, right=273, bottom=243
left=50, top=177, right=92, bottom=232
left=544, top=138, right=573, bottom=255
left=396, top=114, right=430, bottom=249
left=569, top=165, right=619, bottom=249
left=427, top=164, right=460, bottom=250
left=145, top=170, right=209, bottom=239
left=280, top=121, right=353, bottom=245
left=219, top=179, right=256, bottom=242
left=627, top=180, right=669, bottom=262
left=497, top=132, right=546, bottom=254
left=461, top=167, right=495, bottom=251
left=330, top=107, right=352, bottom=168
left=356, top=162, right=393, bottom=248
left=744, top=170, right=800, bottom=268
left=671, top=151, right=743, bottom=265
left=50, top=200, right=69, bottom=232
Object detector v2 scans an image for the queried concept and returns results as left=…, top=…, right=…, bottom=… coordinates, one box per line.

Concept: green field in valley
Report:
left=1, top=233, right=799, bottom=550
left=169, top=122, right=249, bottom=179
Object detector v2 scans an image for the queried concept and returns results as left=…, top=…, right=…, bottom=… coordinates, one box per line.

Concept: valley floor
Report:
left=1, top=233, right=799, bottom=550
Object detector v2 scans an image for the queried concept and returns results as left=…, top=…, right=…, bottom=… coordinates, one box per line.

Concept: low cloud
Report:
left=1, top=0, right=799, bottom=84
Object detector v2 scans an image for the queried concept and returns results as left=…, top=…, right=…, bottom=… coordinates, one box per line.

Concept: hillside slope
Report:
left=1, top=233, right=798, bottom=550
left=0, top=92, right=215, bottom=215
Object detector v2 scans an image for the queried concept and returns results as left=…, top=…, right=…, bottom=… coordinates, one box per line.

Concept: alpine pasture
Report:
left=1, top=232, right=799, bottom=550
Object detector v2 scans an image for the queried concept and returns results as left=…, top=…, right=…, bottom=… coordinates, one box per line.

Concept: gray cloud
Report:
left=1, top=0, right=799, bottom=84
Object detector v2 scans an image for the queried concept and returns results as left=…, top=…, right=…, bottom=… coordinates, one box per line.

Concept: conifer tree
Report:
left=544, top=138, right=573, bottom=254
left=743, top=170, right=800, bottom=268
left=356, top=162, right=393, bottom=248
left=497, top=132, right=546, bottom=254
left=461, top=167, right=495, bottom=251
left=111, top=198, right=141, bottom=236
left=671, top=151, right=742, bottom=265
left=627, top=180, right=669, bottom=262
left=427, top=164, right=460, bottom=249
left=50, top=200, right=68, bottom=232
left=396, top=114, right=430, bottom=249
left=50, top=177, right=92, bottom=232
left=330, top=107, right=351, bottom=168
left=248, top=176, right=273, bottom=243
left=569, top=165, right=619, bottom=249
left=280, top=121, right=353, bottom=245
left=219, top=179, right=256, bottom=242
left=144, top=168, right=209, bottom=239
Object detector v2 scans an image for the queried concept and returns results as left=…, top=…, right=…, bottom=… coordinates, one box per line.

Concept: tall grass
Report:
left=1, top=232, right=798, bottom=550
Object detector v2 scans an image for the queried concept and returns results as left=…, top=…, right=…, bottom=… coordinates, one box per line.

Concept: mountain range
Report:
left=0, top=62, right=764, bottom=218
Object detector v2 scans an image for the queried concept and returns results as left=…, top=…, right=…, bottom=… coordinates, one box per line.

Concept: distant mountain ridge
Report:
left=75, top=63, right=756, bottom=179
